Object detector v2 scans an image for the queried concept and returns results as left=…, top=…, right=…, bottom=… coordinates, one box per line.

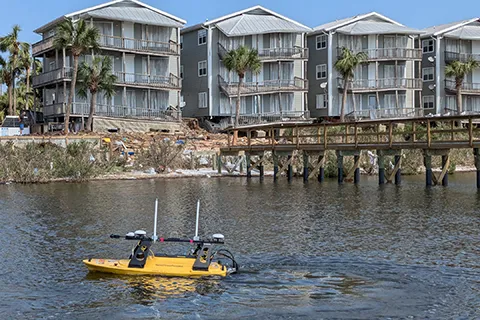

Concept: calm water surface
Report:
left=0, top=174, right=479, bottom=319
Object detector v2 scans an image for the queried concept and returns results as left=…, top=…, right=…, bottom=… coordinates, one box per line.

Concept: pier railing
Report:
left=222, top=115, right=480, bottom=152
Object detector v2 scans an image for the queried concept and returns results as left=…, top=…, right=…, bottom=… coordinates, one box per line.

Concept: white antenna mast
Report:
left=194, top=200, right=200, bottom=241
left=153, top=198, right=158, bottom=242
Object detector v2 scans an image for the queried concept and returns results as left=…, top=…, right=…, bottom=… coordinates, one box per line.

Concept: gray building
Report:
left=180, top=6, right=311, bottom=126
left=31, top=0, right=185, bottom=124
left=421, top=18, right=480, bottom=114
left=307, top=12, right=423, bottom=119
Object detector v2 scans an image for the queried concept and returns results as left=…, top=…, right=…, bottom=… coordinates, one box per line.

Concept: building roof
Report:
left=422, top=18, right=480, bottom=38
left=181, top=5, right=311, bottom=36
left=34, top=0, right=185, bottom=34
left=336, top=20, right=423, bottom=35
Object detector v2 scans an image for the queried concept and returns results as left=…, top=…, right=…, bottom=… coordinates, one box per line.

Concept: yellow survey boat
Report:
left=83, top=200, right=238, bottom=278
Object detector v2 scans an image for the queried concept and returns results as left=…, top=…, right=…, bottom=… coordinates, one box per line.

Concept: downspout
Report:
left=326, top=30, right=334, bottom=116
left=435, top=35, right=442, bottom=114
left=301, top=32, right=306, bottom=115
left=206, top=25, right=213, bottom=118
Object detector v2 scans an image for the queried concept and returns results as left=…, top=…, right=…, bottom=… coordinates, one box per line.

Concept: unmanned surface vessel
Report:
left=83, top=200, right=238, bottom=278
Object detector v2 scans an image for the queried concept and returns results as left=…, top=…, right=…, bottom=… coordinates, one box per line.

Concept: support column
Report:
left=246, top=153, right=251, bottom=179
left=378, top=151, right=385, bottom=185
left=337, top=151, right=344, bottom=184
left=424, top=153, right=433, bottom=186
left=318, top=154, right=325, bottom=183
left=273, top=153, right=279, bottom=182
left=394, top=155, right=402, bottom=185
left=287, top=155, right=293, bottom=182
left=442, top=155, right=449, bottom=186
left=354, top=155, right=360, bottom=184
left=474, top=148, right=480, bottom=189
left=259, top=162, right=264, bottom=180
left=217, top=153, right=222, bottom=174
left=303, top=152, right=309, bottom=183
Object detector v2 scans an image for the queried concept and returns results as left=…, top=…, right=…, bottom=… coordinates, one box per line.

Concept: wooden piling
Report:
left=378, top=152, right=385, bottom=185
left=354, top=155, right=360, bottom=184
left=394, top=155, right=402, bottom=185
left=441, top=155, right=449, bottom=186
left=424, top=153, right=433, bottom=186
left=217, top=153, right=222, bottom=174
left=303, top=152, right=309, bottom=183
left=273, top=153, right=279, bottom=182
left=246, top=153, right=251, bottom=179
left=287, top=155, right=293, bottom=182
left=337, top=151, right=344, bottom=184
left=475, top=148, right=480, bottom=189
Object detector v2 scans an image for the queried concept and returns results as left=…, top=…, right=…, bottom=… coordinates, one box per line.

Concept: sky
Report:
left=0, top=0, right=479, bottom=44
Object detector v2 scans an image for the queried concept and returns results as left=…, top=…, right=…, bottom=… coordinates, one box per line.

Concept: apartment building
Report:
left=180, top=6, right=311, bottom=126
left=421, top=18, right=480, bottom=114
left=307, top=12, right=423, bottom=120
left=31, top=0, right=185, bottom=124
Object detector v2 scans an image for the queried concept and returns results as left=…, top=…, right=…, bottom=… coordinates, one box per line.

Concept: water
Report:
left=0, top=174, right=479, bottom=319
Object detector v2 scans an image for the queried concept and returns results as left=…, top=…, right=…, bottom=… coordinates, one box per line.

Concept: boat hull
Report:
left=83, top=256, right=229, bottom=277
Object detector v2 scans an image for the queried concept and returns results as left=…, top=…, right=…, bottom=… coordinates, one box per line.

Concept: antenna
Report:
left=194, top=200, right=200, bottom=241
left=153, top=199, right=158, bottom=242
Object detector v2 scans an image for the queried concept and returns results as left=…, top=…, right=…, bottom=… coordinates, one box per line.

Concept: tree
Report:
left=0, top=56, right=15, bottom=115
left=222, top=46, right=261, bottom=144
left=77, top=56, right=116, bottom=131
left=54, top=18, right=99, bottom=133
left=445, top=58, right=480, bottom=114
left=0, top=25, right=30, bottom=114
left=19, top=48, right=33, bottom=98
left=335, top=47, right=367, bottom=122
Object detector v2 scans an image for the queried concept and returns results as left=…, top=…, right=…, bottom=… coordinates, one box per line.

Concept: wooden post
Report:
left=354, top=155, right=360, bottom=184
left=394, top=155, right=402, bottom=185
left=442, top=155, right=449, bottom=186
left=259, top=161, right=264, bottom=180
left=212, top=154, right=217, bottom=171
left=378, top=151, right=385, bottom=185
left=303, top=152, right=309, bottom=183
left=287, top=155, right=293, bottom=182
left=318, top=155, right=325, bottom=183
left=273, top=152, right=279, bottom=182
left=337, top=151, right=344, bottom=184
left=424, top=152, right=432, bottom=186
left=217, top=153, right=222, bottom=174
left=474, top=148, right=480, bottom=189
left=246, top=153, right=251, bottom=179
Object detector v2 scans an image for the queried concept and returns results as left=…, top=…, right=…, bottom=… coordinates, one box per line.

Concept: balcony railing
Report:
left=32, top=37, right=55, bottom=56
left=445, top=51, right=480, bottom=63
left=445, top=79, right=480, bottom=94
left=32, top=67, right=73, bottom=87
left=99, top=34, right=180, bottom=55
left=218, top=43, right=308, bottom=61
left=236, top=111, right=310, bottom=126
left=43, top=103, right=182, bottom=121
left=114, top=72, right=180, bottom=89
left=337, top=47, right=422, bottom=61
left=218, top=75, right=308, bottom=97
left=337, top=78, right=422, bottom=91
left=346, top=108, right=424, bottom=120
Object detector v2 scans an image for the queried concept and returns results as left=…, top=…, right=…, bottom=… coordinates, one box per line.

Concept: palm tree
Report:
left=0, top=25, right=30, bottom=114
left=0, top=56, right=15, bottom=115
left=19, top=49, right=33, bottom=97
left=77, top=56, right=116, bottom=131
left=54, top=18, right=99, bottom=133
left=222, top=46, right=261, bottom=144
left=15, top=83, right=34, bottom=111
left=335, top=47, right=368, bottom=122
left=445, top=58, right=480, bottom=114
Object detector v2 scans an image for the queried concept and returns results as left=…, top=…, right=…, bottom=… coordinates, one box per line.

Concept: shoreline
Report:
left=1, top=166, right=478, bottom=185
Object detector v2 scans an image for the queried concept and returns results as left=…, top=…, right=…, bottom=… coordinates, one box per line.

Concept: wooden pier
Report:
left=219, top=115, right=480, bottom=187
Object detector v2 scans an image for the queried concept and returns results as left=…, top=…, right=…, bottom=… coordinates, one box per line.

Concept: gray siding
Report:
left=306, top=33, right=329, bottom=117
left=180, top=28, right=209, bottom=117
left=420, top=36, right=438, bottom=112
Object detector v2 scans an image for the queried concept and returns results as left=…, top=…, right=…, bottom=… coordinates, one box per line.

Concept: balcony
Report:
left=346, top=108, right=424, bottom=121
left=337, top=78, right=422, bottom=92
left=218, top=43, right=308, bottom=61
left=43, top=103, right=182, bottom=121
left=237, top=111, right=310, bottom=126
left=337, top=47, right=422, bottom=61
left=445, top=51, right=480, bottom=63
left=114, top=72, right=180, bottom=90
left=99, top=35, right=180, bottom=56
left=218, top=75, right=307, bottom=97
left=32, top=37, right=55, bottom=56
left=32, top=67, right=73, bottom=87
left=445, top=79, right=480, bottom=95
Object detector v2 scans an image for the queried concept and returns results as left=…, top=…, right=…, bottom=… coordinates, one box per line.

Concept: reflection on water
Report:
left=0, top=174, right=479, bottom=319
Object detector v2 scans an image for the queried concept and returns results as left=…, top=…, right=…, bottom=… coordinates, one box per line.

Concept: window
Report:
left=422, top=39, right=434, bottom=54
left=423, top=95, right=435, bottom=109
left=198, top=29, right=207, bottom=45
left=316, top=94, right=327, bottom=109
left=180, top=65, right=184, bottom=79
left=316, top=64, right=327, bottom=79
left=422, top=67, right=434, bottom=81
left=198, top=92, right=207, bottom=108
left=316, top=34, right=327, bottom=50
left=198, top=60, right=207, bottom=77
left=180, top=35, right=183, bottom=50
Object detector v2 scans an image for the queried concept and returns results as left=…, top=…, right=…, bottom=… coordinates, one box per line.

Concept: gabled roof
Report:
left=336, top=20, right=422, bottom=35
left=182, top=5, right=311, bottom=36
left=422, top=18, right=480, bottom=38
left=310, top=12, right=414, bottom=36
left=34, top=0, right=185, bottom=34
